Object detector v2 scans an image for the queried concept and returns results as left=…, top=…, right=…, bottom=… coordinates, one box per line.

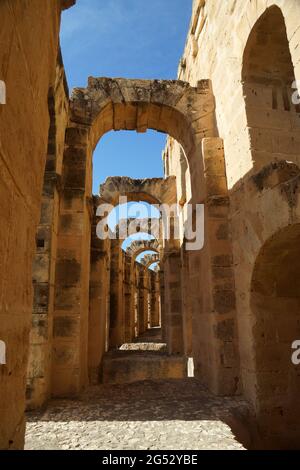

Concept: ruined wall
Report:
left=88, top=200, right=111, bottom=384
left=0, top=0, right=75, bottom=450
left=27, top=52, right=70, bottom=410
left=178, top=0, right=300, bottom=187
left=51, top=124, right=92, bottom=397
left=166, top=0, right=300, bottom=446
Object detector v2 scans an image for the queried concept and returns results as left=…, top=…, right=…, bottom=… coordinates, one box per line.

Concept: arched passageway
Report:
left=48, top=77, right=215, bottom=398
left=87, top=173, right=182, bottom=386
left=251, top=224, right=300, bottom=448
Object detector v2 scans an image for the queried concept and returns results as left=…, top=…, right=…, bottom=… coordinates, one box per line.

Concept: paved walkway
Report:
left=25, top=379, right=250, bottom=450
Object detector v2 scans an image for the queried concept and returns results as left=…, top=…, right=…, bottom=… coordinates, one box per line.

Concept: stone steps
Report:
left=102, top=350, right=187, bottom=385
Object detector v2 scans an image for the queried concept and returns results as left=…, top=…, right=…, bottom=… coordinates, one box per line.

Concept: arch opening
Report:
left=251, top=223, right=300, bottom=448
left=108, top=201, right=161, bottom=233
left=242, top=6, right=300, bottom=170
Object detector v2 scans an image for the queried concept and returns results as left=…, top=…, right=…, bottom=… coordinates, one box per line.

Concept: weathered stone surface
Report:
left=0, top=0, right=69, bottom=450
left=25, top=379, right=249, bottom=450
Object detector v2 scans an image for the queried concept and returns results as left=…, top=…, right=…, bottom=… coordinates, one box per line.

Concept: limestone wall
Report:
left=88, top=202, right=111, bottom=384
left=0, top=0, right=74, bottom=450
left=27, top=51, right=70, bottom=410
left=178, top=0, right=300, bottom=188
left=166, top=0, right=300, bottom=446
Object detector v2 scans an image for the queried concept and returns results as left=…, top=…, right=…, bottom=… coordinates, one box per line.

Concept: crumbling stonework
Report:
left=27, top=50, right=70, bottom=411
left=0, top=0, right=71, bottom=449
left=165, top=0, right=300, bottom=448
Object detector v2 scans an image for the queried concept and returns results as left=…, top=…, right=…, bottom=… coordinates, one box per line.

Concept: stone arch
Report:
left=55, top=77, right=215, bottom=396
left=229, top=162, right=300, bottom=420
left=70, top=77, right=214, bottom=168
left=242, top=5, right=300, bottom=170
left=114, top=219, right=160, bottom=243
left=97, top=177, right=174, bottom=243
left=126, top=239, right=161, bottom=259
left=140, top=253, right=160, bottom=269
left=122, top=239, right=162, bottom=342
left=67, top=77, right=216, bottom=209
left=250, top=223, right=300, bottom=448
left=148, top=262, right=160, bottom=272
left=99, top=176, right=176, bottom=207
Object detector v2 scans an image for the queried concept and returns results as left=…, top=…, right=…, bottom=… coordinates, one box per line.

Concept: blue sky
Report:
left=60, top=0, right=192, bottom=194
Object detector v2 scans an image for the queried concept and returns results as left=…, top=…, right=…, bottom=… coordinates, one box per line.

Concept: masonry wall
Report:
left=149, top=271, right=160, bottom=328
left=124, top=254, right=135, bottom=342
left=51, top=123, right=92, bottom=397
left=88, top=216, right=111, bottom=384
left=178, top=0, right=300, bottom=188
left=0, top=0, right=73, bottom=449
left=109, top=240, right=125, bottom=348
left=166, top=0, right=300, bottom=446
left=26, top=52, right=70, bottom=410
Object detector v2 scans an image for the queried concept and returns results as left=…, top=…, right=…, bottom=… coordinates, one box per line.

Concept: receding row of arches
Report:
left=26, top=5, right=300, bottom=449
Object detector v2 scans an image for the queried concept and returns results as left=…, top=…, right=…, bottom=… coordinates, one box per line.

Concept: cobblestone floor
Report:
left=25, top=379, right=250, bottom=450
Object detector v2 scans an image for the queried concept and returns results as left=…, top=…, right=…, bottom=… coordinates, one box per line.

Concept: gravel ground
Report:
left=25, top=379, right=249, bottom=450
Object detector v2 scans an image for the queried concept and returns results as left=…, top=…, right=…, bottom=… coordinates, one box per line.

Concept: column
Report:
left=109, top=239, right=125, bottom=348
left=88, top=203, right=111, bottom=384
left=163, top=252, right=184, bottom=354
left=52, top=124, right=91, bottom=396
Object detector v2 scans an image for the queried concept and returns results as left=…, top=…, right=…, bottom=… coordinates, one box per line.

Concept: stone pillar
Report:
left=133, top=263, right=139, bottom=338
left=52, top=125, right=92, bottom=397
left=181, top=248, right=193, bottom=357
left=149, top=271, right=155, bottom=328
left=157, top=270, right=161, bottom=328
left=88, top=204, right=111, bottom=384
left=150, top=270, right=160, bottom=327
left=137, top=264, right=147, bottom=336
left=144, top=267, right=150, bottom=332
left=190, top=137, right=239, bottom=395
left=109, top=239, right=125, bottom=348
left=159, top=269, right=166, bottom=341
left=130, top=259, right=138, bottom=340
left=27, top=63, right=69, bottom=409
left=124, top=253, right=134, bottom=343
left=164, top=252, right=184, bottom=354
left=27, top=97, right=59, bottom=409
